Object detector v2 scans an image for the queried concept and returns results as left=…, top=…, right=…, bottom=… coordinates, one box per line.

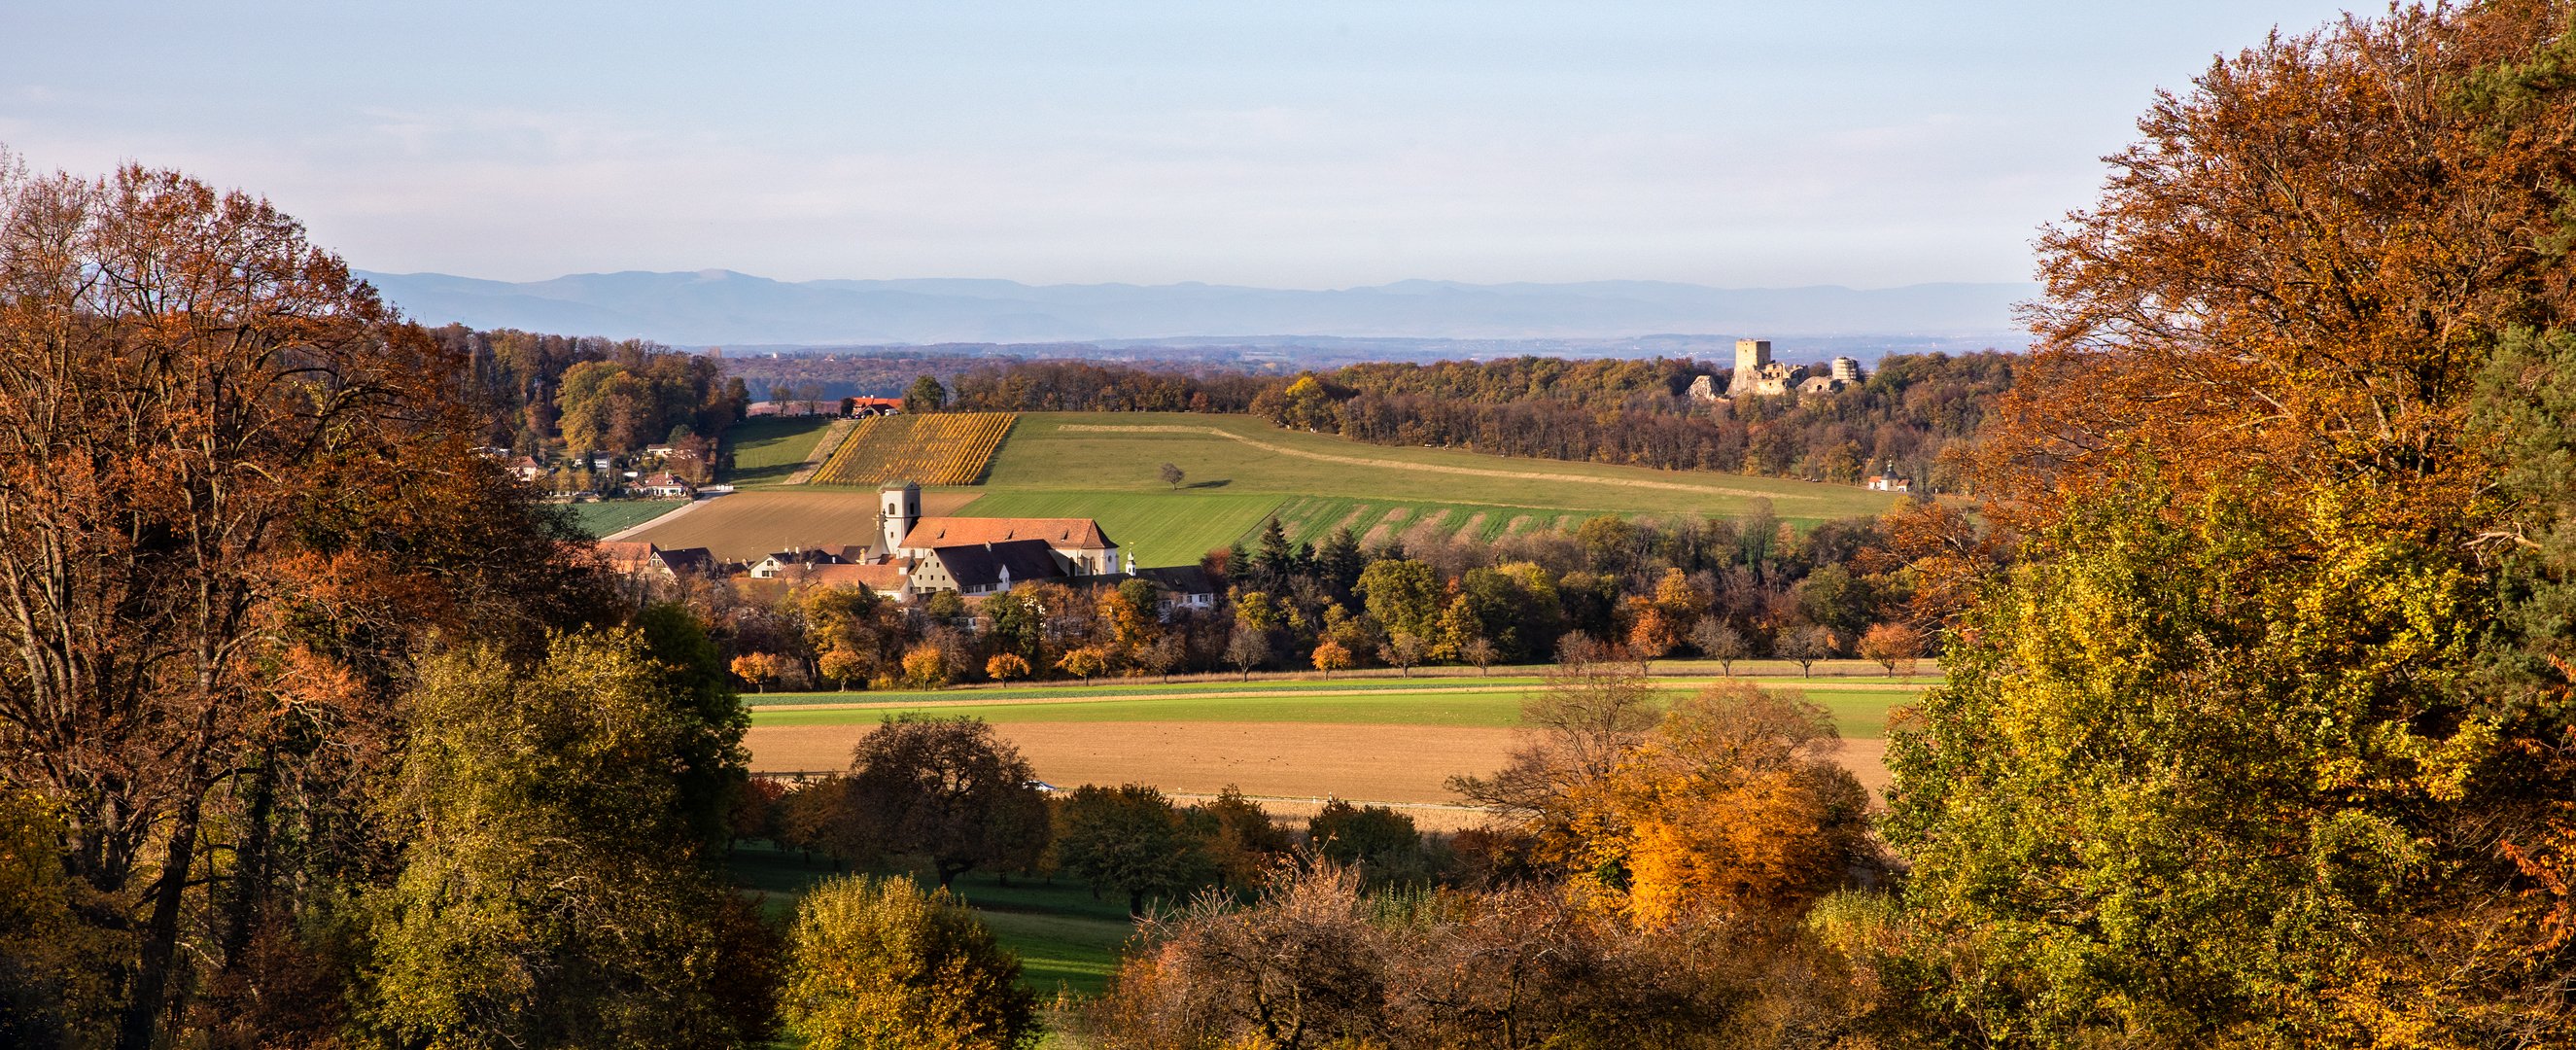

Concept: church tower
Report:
left=878, top=480, right=921, bottom=556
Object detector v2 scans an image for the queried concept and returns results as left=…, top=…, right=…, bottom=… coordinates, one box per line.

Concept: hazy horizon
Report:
left=3, top=2, right=2363, bottom=291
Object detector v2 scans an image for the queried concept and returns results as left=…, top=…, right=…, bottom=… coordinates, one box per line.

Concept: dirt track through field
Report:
left=782, top=419, right=855, bottom=485
left=1054, top=424, right=1822, bottom=502
left=747, top=721, right=1892, bottom=830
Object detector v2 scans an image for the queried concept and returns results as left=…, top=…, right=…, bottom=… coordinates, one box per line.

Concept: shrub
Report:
left=782, top=875, right=1035, bottom=1050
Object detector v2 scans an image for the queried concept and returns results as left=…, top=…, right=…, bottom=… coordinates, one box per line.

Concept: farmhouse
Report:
left=590, top=542, right=722, bottom=581
left=781, top=560, right=911, bottom=600
left=1132, top=565, right=1220, bottom=615
left=909, top=539, right=1066, bottom=597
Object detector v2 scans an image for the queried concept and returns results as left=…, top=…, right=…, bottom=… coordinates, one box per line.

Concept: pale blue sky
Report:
left=1, top=2, right=2362, bottom=288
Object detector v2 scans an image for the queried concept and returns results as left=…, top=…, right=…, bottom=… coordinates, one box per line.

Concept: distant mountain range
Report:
left=353, top=269, right=2036, bottom=347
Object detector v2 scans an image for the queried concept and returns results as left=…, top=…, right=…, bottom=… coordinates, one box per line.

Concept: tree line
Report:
left=429, top=323, right=751, bottom=481
left=684, top=501, right=1957, bottom=700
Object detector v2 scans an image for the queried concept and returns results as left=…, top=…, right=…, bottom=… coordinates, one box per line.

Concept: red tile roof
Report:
left=898, top=517, right=1112, bottom=550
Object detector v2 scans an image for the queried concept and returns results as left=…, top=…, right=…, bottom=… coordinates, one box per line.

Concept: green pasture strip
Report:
left=725, top=841, right=1133, bottom=998
left=720, top=415, right=836, bottom=487
left=951, top=489, right=1286, bottom=567
left=977, top=412, right=1900, bottom=527
left=565, top=500, right=683, bottom=538
left=748, top=683, right=1921, bottom=738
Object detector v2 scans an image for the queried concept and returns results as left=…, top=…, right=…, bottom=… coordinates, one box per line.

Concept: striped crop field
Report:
left=1259, top=494, right=1604, bottom=546
left=810, top=411, right=1018, bottom=486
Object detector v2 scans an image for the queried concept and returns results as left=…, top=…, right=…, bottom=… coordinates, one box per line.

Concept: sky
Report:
left=1, top=1, right=2364, bottom=289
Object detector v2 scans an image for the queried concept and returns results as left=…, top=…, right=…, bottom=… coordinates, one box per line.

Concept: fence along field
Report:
left=809, top=411, right=1018, bottom=486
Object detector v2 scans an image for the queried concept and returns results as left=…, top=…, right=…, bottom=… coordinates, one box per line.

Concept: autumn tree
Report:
left=901, top=644, right=952, bottom=689
left=986, top=652, right=1031, bottom=684
left=364, top=633, right=773, bottom=1048
left=1603, top=682, right=1872, bottom=923
left=1459, top=637, right=1500, bottom=677
left=1378, top=631, right=1429, bottom=678
left=0, top=158, right=610, bottom=1049
left=781, top=875, right=1037, bottom=1050
left=1888, top=6, right=2576, bottom=1040
left=1855, top=621, right=1925, bottom=679
left=1310, top=638, right=1353, bottom=680
left=1057, top=646, right=1111, bottom=684
left=1356, top=558, right=1442, bottom=639
left=733, top=651, right=783, bottom=692
left=838, top=717, right=1051, bottom=888
left=1448, top=662, right=1660, bottom=872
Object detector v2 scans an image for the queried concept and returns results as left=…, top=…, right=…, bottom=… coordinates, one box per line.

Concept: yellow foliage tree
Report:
left=1601, top=681, right=1871, bottom=924
left=780, top=875, right=1036, bottom=1050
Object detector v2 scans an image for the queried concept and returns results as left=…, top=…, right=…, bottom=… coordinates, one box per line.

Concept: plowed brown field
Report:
left=624, top=489, right=979, bottom=561
left=747, top=720, right=1891, bottom=831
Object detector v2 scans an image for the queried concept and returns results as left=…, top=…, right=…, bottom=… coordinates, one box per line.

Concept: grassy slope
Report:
left=966, top=412, right=1898, bottom=536
left=564, top=500, right=685, bottom=538
left=721, top=416, right=836, bottom=488
left=956, top=489, right=1287, bottom=568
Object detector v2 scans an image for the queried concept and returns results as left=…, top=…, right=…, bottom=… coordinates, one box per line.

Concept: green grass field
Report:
left=727, top=842, right=1132, bottom=997
left=721, top=416, right=837, bottom=488
left=565, top=500, right=685, bottom=538
left=749, top=677, right=1929, bottom=740
left=954, top=489, right=1288, bottom=568
left=957, top=413, right=1898, bottom=544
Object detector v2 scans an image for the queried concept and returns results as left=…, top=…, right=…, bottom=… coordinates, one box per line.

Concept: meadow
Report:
left=719, top=415, right=839, bottom=488
left=974, top=414, right=1899, bottom=534
left=565, top=499, right=687, bottom=538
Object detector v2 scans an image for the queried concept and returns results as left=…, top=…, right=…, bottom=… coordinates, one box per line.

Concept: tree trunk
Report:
left=1129, top=889, right=1145, bottom=918
left=220, top=747, right=279, bottom=970
left=119, top=795, right=204, bottom=1050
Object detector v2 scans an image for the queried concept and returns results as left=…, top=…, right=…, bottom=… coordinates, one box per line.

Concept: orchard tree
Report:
left=1378, top=632, right=1429, bottom=678
left=1691, top=618, right=1747, bottom=676
left=1224, top=628, right=1270, bottom=681
left=1056, top=646, right=1110, bottom=684
left=1459, top=638, right=1500, bottom=677
left=1856, top=621, right=1925, bottom=679
left=1311, top=639, right=1354, bottom=680
left=1054, top=785, right=1215, bottom=917
left=838, top=717, right=1050, bottom=888
left=1774, top=626, right=1832, bottom=679
left=985, top=652, right=1031, bottom=684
